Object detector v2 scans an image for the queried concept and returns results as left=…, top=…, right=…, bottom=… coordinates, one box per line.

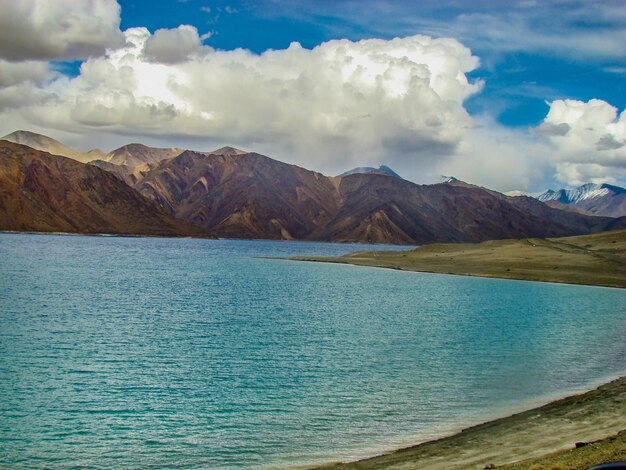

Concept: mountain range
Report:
left=0, top=141, right=202, bottom=236
left=2, top=130, right=184, bottom=168
left=1, top=130, right=625, bottom=244
left=2, top=130, right=106, bottom=164
left=538, top=183, right=626, bottom=218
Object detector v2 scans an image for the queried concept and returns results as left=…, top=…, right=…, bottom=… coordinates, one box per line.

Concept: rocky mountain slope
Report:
left=135, top=150, right=342, bottom=240
left=134, top=149, right=625, bottom=244
left=0, top=141, right=203, bottom=236
left=104, top=143, right=183, bottom=167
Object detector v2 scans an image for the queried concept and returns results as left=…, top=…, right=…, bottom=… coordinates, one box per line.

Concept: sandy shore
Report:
left=314, top=377, right=626, bottom=470
left=292, top=230, right=626, bottom=288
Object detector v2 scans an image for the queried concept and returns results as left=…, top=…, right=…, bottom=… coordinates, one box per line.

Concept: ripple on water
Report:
left=0, top=233, right=624, bottom=468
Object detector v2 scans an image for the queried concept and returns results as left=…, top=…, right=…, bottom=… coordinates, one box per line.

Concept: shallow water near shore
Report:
left=0, top=233, right=625, bottom=469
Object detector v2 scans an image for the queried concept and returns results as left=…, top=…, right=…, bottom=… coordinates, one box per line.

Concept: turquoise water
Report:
left=0, top=233, right=624, bottom=469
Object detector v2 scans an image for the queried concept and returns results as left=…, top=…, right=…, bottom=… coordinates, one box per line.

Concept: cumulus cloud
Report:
left=0, top=0, right=124, bottom=62
left=0, top=60, right=56, bottom=111
left=539, top=99, right=626, bottom=185
left=437, top=115, right=548, bottom=191
left=4, top=19, right=624, bottom=191
left=1, top=28, right=483, bottom=179
left=144, top=25, right=211, bottom=64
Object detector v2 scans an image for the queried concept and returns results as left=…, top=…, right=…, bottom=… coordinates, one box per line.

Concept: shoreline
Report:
left=320, top=371, right=626, bottom=464
left=0, top=230, right=411, bottom=247
left=285, top=257, right=625, bottom=290
left=289, top=230, right=626, bottom=289
left=310, top=376, right=626, bottom=470
left=0, top=229, right=207, bottom=239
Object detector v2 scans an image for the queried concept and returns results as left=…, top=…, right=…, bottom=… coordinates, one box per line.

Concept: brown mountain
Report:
left=544, top=200, right=595, bottom=216
left=105, top=143, right=183, bottom=167
left=0, top=141, right=203, bottom=237
left=134, top=149, right=626, bottom=244
left=2, top=131, right=185, bottom=169
left=3, top=133, right=624, bottom=244
left=206, top=146, right=248, bottom=157
left=89, top=159, right=136, bottom=186
left=2, top=130, right=103, bottom=163
left=136, top=151, right=341, bottom=239
left=320, top=176, right=624, bottom=244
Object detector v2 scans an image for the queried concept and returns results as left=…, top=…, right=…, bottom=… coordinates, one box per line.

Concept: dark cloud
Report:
left=0, top=0, right=124, bottom=62
left=144, top=26, right=211, bottom=64
left=537, top=122, right=571, bottom=136
left=596, top=134, right=624, bottom=150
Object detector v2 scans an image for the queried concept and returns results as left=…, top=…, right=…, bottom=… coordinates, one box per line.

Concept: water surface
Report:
left=0, top=233, right=624, bottom=468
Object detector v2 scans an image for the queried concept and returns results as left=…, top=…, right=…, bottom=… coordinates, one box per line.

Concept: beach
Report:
left=292, top=230, right=626, bottom=289
left=315, top=377, right=626, bottom=469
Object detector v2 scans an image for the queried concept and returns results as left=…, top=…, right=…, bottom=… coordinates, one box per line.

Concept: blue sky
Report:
left=118, top=0, right=626, bottom=128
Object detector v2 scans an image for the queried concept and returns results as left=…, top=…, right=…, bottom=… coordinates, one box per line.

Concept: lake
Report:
left=0, top=233, right=624, bottom=468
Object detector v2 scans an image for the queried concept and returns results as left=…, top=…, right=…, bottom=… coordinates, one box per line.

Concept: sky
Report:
left=0, top=0, right=624, bottom=192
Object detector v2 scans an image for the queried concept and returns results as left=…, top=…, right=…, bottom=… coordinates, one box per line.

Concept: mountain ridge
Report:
left=104, top=143, right=184, bottom=167
left=134, top=149, right=625, bottom=244
left=2, top=130, right=103, bottom=164
left=0, top=141, right=204, bottom=237
left=1, top=130, right=187, bottom=168
left=2, top=132, right=626, bottom=244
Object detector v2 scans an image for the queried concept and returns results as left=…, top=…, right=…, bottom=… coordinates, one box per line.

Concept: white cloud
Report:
left=3, top=21, right=624, bottom=192
left=0, top=0, right=124, bottom=62
left=144, top=25, right=211, bottom=64
left=1, top=29, right=483, bottom=179
left=439, top=116, right=547, bottom=191
left=539, top=99, right=626, bottom=186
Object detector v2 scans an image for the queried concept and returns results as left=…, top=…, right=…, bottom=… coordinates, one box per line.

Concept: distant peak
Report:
left=0, top=130, right=100, bottom=163
left=3, top=130, right=40, bottom=137
left=338, top=165, right=402, bottom=179
left=2, top=129, right=58, bottom=144
left=440, top=175, right=460, bottom=183
left=110, top=143, right=151, bottom=154
left=123, top=143, right=149, bottom=149
left=537, top=182, right=624, bottom=203
left=504, top=190, right=542, bottom=198
left=209, top=146, right=248, bottom=156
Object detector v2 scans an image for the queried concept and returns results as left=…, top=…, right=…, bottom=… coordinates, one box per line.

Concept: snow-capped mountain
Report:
left=539, top=183, right=617, bottom=203
left=538, top=183, right=626, bottom=217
